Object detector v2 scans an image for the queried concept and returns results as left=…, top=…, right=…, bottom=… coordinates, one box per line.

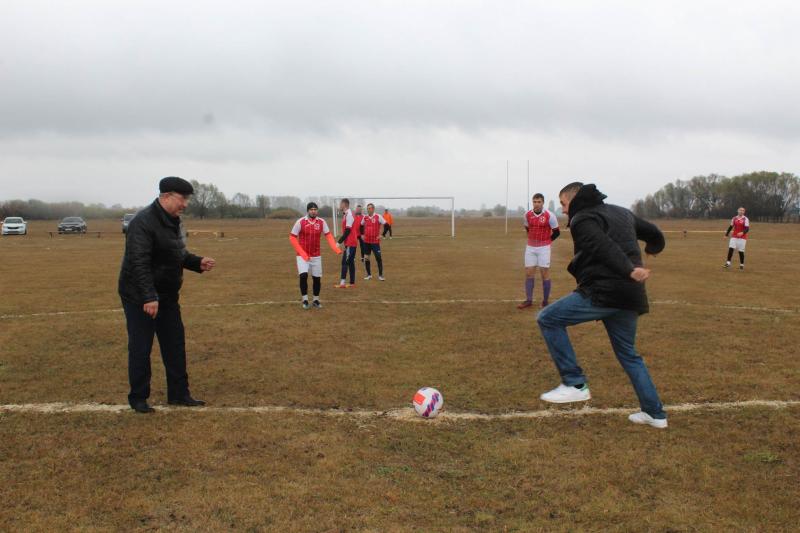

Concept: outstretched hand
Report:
left=201, top=257, right=216, bottom=271
left=630, top=267, right=651, bottom=283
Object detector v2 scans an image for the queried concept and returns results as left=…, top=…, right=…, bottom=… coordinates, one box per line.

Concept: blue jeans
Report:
left=536, top=292, right=666, bottom=419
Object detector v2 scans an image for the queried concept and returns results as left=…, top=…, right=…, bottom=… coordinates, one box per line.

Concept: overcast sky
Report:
left=1, top=0, right=798, bottom=209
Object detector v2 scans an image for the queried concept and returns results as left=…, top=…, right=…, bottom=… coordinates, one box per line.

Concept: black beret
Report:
left=307, top=202, right=318, bottom=210
left=159, top=176, right=194, bottom=195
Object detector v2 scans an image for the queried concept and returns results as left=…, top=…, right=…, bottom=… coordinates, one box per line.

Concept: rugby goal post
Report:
left=332, top=196, right=456, bottom=238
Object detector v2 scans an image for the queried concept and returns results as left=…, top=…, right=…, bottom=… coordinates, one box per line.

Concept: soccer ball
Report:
left=413, top=387, right=444, bottom=418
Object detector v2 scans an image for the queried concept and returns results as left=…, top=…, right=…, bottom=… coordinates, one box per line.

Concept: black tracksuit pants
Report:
left=123, top=299, right=191, bottom=405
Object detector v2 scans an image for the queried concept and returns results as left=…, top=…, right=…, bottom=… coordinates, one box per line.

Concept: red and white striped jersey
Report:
left=291, top=216, right=330, bottom=257
left=361, top=214, right=386, bottom=244
left=341, top=209, right=359, bottom=247
left=524, top=209, right=559, bottom=247
left=730, top=215, right=750, bottom=239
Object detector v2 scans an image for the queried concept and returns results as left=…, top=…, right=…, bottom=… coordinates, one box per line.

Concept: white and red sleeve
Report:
left=548, top=210, right=559, bottom=229
left=290, top=218, right=303, bottom=236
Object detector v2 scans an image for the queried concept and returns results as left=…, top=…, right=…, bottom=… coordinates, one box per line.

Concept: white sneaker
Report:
left=364, top=275, right=372, bottom=280
left=723, top=261, right=731, bottom=268
left=540, top=384, right=591, bottom=404
left=628, top=411, right=668, bottom=429
left=378, top=275, right=385, bottom=281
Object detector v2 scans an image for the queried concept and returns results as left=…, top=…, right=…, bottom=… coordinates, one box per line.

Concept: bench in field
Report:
left=186, top=230, right=225, bottom=238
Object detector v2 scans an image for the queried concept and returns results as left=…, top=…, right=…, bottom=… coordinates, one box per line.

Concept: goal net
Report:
left=331, top=196, right=456, bottom=239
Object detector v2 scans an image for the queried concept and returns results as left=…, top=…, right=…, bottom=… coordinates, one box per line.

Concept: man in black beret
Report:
left=118, top=176, right=216, bottom=413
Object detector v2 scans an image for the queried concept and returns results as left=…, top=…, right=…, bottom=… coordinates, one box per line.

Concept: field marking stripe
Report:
left=2, top=298, right=797, bottom=320
left=0, top=400, right=797, bottom=422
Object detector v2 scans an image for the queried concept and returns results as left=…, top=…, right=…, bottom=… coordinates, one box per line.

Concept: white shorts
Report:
left=729, top=238, right=747, bottom=252
left=296, top=255, right=323, bottom=277
left=524, top=245, right=551, bottom=268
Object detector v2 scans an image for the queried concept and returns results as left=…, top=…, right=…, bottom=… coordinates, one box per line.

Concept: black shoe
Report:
left=168, top=396, right=206, bottom=407
left=131, top=401, right=155, bottom=413
left=312, top=300, right=322, bottom=309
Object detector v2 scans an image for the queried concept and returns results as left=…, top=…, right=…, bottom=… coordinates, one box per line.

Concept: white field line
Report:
left=1, top=298, right=797, bottom=320
left=0, top=400, right=797, bottom=422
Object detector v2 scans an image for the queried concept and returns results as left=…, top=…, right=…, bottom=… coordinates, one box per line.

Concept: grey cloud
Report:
left=1, top=1, right=799, bottom=139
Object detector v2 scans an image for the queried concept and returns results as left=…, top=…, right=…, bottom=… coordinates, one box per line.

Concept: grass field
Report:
left=1, top=216, right=798, bottom=531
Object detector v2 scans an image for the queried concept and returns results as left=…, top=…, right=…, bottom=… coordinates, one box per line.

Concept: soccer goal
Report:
left=331, top=196, right=456, bottom=238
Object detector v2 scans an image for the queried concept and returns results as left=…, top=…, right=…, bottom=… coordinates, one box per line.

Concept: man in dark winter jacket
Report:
left=536, top=182, right=668, bottom=428
left=119, top=177, right=216, bottom=413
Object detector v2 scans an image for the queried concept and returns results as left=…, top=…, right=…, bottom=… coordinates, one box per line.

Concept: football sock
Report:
left=376, top=253, right=383, bottom=276
left=525, top=278, right=534, bottom=302
left=312, top=276, right=321, bottom=296
left=365, top=258, right=371, bottom=276
left=543, top=279, right=552, bottom=302
left=299, top=273, right=309, bottom=296
left=727, top=248, right=734, bottom=262
left=738, top=251, right=745, bottom=265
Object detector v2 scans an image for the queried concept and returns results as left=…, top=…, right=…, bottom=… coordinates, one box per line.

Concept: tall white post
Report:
left=451, top=197, right=455, bottom=238
left=527, top=160, right=530, bottom=211
left=332, top=199, right=338, bottom=238
left=505, top=160, right=509, bottom=235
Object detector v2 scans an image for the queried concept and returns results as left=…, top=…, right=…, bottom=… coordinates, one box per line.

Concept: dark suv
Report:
left=58, top=217, right=87, bottom=234
left=122, top=213, right=136, bottom=234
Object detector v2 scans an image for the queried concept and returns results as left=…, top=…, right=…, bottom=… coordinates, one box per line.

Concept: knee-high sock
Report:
left=727, top=248, right=734, bottom=261
left=365, top=257, right=371, bottom=276
left=312, top=276, right=321, bottom=297
left=543, top=279, right=552, bottom=303
left=525, top=278, right=534, bottom=302
left=375, top=252, right=383, bottom=276
left=299, top=273, right=309, bottom=298
left=738, top=251, right=745, bottom=265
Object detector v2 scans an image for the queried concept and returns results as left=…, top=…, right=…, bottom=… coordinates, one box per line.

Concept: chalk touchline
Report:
left=0, top=399, right=797, bottom=422
left=1, top=298, right=796, bottom=320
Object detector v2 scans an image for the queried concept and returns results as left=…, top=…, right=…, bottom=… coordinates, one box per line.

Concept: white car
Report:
left=2, top=217, right=27, bottom=236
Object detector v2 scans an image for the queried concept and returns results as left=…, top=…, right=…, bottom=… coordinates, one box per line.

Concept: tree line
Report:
left=632, top=171, right=800, bottom=221
left=0, top=199, right=135, bottom=221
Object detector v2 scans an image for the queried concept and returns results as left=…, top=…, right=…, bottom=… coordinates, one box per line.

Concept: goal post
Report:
left=331, top=196, right=456, bottom=238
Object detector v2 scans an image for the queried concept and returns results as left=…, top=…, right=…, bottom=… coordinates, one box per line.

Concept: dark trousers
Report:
left=382, top=224, right=392, bottom=237
left=123, top=300, right=190, bottom=406
left=340, top=246, right=357, bottom=283
left=364, top=243, right=383, bottom=276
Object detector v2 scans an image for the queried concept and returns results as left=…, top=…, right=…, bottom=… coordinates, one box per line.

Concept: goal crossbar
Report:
left=332, top=196, right=456, bottom=238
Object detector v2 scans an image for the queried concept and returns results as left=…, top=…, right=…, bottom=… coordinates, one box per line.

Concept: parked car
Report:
left=57, top=217, right=87, bottom=234
left=1, top=217, right=27, bottom=236
left=122, top=213, right=136, bottom=234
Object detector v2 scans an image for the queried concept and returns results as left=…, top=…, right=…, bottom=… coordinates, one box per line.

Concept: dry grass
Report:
left=1, top=216, right=799, bottom=531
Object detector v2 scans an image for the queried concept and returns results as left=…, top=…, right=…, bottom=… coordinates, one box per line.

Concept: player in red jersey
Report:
left=360, top=203, right=387, bottom=281
left=724, top=207, right=750, bottom=270
left=289, top=202, right=341, bottom=309
left=336, top=198, right=360, bottom=288
left=354, top=204, right=367, bottom=262
left=518, top=193, right=560, bottom=309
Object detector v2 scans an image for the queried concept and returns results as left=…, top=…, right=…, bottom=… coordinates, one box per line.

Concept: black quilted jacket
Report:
left=118, top=199, right=203, bottom=305
left=567, top=185, right=665, bottom=314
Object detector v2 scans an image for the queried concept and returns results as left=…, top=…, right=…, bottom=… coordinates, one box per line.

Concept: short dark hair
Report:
left=533, top=193, right=544, bottom=201
left=306, top=202, right=318, bottom=211
left=340, top=198, right=350, bottom=206
left=367, top=203, right=375, bottom=208
left=559, top=182, right=583, bottom=197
